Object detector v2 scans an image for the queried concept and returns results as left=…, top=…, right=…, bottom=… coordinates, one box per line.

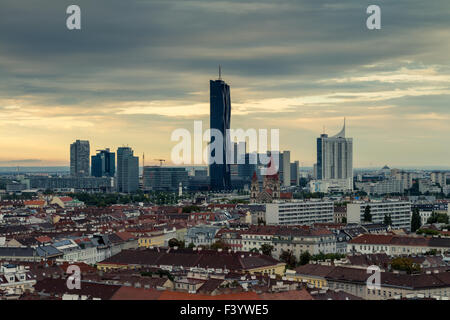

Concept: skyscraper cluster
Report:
left=70, top=142, right=139, bottom=193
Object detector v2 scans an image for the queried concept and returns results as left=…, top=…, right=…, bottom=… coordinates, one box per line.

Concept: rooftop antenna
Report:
left=143, top=153, right=145, bottom=167
left=218, top=65, right=222, bottom=80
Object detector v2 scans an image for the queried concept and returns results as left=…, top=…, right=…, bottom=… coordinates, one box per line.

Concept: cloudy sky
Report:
left=0, top=0, right=449, bottom=168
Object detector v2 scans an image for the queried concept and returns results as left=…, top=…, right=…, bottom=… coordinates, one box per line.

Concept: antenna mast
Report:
left=219, top=65, right=222, bottom=80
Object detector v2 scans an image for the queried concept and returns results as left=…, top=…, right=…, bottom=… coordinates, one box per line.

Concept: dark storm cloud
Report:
left=0, top=0, right=449, bottom=166
left=0, top=0, right=449, bottom=106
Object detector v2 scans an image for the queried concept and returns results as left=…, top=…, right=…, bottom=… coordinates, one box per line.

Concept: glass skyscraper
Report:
left=91, top=149, right=115, bottom=177
left=117, top=147, right=139, bottom=193
left=70, top=140, right=90, bottom=177
left=209, top=74, right=231, bottom=190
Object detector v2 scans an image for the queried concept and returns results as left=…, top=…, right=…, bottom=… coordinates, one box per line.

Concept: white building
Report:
left=347, top=200, right=411, bottom=230
left=0, top=264, right=36, bottom=295
left=391, top=170, right=414, bottom=189
left=266, top=200, right=334, bottom=225
left=355, top=179, right=405, bottom=195
left=309, top=178, right=353, bottom=193
left=431, top=172, right=447, bottom=187
left=315, top=120, right=353, bottom=191
left=418, top=179, right=442, bottom=194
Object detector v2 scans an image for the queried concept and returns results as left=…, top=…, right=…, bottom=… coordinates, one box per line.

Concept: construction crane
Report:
left=154, top=159, right=165, bottom=166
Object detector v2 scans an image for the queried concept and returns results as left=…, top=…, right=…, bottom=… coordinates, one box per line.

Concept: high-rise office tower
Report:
left=209, top=68, right=231, bottom=190
left=290, top=161, right=300, bottom=186
left=316, top=120, right=353, bottom=181
left=70, top=140, right=90, bottom=177
left=117, top=147, right=139, bottom=193
left=91, top=148, right=115, bottom=177
left=279, top=151, right=291, bottom=187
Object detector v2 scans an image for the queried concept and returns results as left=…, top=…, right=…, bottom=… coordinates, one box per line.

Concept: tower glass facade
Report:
left=70, top=140, right=90, bottom=177
left=117, top=147, right=139, bottom=193
left=91, top=149, right=115, bottom=177
left=209, top=78, right=231, bottom=190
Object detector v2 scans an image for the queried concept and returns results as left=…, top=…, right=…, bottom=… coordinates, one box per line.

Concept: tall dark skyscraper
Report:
left=70, top=140, right=90, bottom=177
left=91, top=148, right=115, bottom=177
left=209, top=68, right=231, bottom=190
left=117, top=147, right=139, bottom=193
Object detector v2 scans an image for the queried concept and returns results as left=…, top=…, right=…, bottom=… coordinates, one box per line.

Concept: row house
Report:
left=348, top=234, right=450, bottom=256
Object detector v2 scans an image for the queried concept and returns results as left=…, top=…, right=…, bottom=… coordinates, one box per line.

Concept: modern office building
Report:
left=209, top=71, right=231, bottom=190
left=238, top=153, right=258, bottom=182
left=278, top=151, right=291, bottom=187
left=117, top=147, right=139, bottom=193
left=265, top=200, right=334, bottom=225
left=30, top=176, right=113, bottom=192
left=315, top=120, right=353, bottom=190
left=91, top=149, right=115, bottom=177
left=70, top=140, right=90, bottom=177
left=347, top=200, right=411, bottom=230
left=290, top=161, right=300, bottom=186
left=143, top=166, right=188, bottom=191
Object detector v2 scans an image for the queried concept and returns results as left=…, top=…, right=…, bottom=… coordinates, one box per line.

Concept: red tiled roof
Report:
left=59, top=197, right=73, bottom=202
left=259, top=289, right=313, bottom=300
left=111, top=287, right=163, bottom=300
left=115, top=232, right=135, bottom=241
left=158, top=291, right=260, bottom=300
left=280, top=192, right=292, bottom=199
left=24, top=200, right=45, bottom=206
left=35, top=236, right=52, bottom=243
left=348, top=234, right=394, bottom=245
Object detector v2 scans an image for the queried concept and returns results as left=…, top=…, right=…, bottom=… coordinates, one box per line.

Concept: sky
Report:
left=0, top=0, right=449, bottom=168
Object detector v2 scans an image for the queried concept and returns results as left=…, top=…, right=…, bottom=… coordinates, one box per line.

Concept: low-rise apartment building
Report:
left=347, top=200, right=411, bottom=230
left=266, top=200, right=334, bottom=226
left=348, top=234, right=450, bottom=256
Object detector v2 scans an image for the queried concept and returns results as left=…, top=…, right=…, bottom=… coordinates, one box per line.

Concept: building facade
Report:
left=143, top=166, right=188, bottom=191
left=347, top=200, right=411, bottom=230
left=209, top=75, right=231, bottom=190
left=91, top=149, right=115, bottom=177
left=117, top=147, right=139, bottom=193
left=266, top=200, right=334, bottom=225
left=315, top=120, right=353, bottom=191
left=70, top=140, right=90, bottom=177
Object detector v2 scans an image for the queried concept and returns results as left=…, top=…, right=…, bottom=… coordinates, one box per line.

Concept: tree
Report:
left=363, top=205, right=372, bottom=222
left=411, top=208, right=422, bottom=232
left=279, top=250, right=297, bottom=269
left=260, top=244, right=274, bottom=256
left=384, top=213, right=392, bottom=226
left=187, top=242, right=195, bottom=249
left=299, top=251, right=311, bottom=265
left=342, top=217, right=347, bottom=224
left=427, top=212, right=449, bottom=224
left=168, top=238, right=184, bottom=248
left=210, top=240, right=229, bottom=250
left=390, top=257, right=421, bottom=274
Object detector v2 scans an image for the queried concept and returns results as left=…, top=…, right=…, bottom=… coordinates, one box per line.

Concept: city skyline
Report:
left=1, top=1, right=449, bottom=168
